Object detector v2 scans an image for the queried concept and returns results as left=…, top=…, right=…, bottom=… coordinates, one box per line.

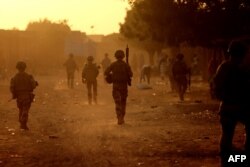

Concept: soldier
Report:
left=63, top=53, right=78, bottom=89
left=82, top=56, right=99, bottom=104
left=167, top=57, right=176, bottom=92
left=101, top=53, right=111, bottom=72
left=104, top=50, right=133, bottom=125
left=158, top=53, right=168, bottom=81
left=10, top=61, right=38, bottom=130
left=140, top=65, right=151, bottom=84
left=213, top=40, right=250, bottom=167
left=172, top=53, right=190, bottom=101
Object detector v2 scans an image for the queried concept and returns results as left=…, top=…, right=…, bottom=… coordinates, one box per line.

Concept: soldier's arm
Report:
left=104, top=64, right=112, bottom=76
left=10, top=78, right=16, bottom=99
left=29, top=75, right=38, bottom=90
left=212, top=62, right=229, bottom=100
left=82, top=66, right=86, bottom=79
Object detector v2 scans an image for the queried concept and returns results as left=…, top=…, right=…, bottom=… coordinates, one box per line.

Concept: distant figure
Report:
left=191, top=54, right=200, bottom=75
left=63, top=53, right=78, bottom=89
left=167, top=57, right=176, bottom=92
left=82, top=56, right=99, bottom=105
left=104, top=50, right=133, bottom=125
left=213, top=40, right=250, bottom=167
left=101, top=53, right=111, bottom=72
left=0, top=67, right=7, bottom=80
left=172, top=53, right=190, bottom=101
left=10, top=61, right=38, bottom=130
left=140, top=65, right=151, bottom=84
left=158, top=54, right=168, bottom=81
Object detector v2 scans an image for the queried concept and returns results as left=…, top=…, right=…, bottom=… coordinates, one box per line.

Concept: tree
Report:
left=26, top=19, right=72, bottom=67
left=120, top=0, right=250, bottom=47
left=26, top=19, right=71, bottom=33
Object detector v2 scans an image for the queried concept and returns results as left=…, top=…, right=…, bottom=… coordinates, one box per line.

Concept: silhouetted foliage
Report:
left=26, top=19, right=71, bottom=33
left=25, top=19, right=72, bottom=67
left=120, top=0, right=250, bottom=47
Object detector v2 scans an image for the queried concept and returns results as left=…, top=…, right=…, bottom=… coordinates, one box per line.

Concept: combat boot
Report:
left=117, top=117, right=124, bottom=125
left=20, top=123, right=29, bottom=130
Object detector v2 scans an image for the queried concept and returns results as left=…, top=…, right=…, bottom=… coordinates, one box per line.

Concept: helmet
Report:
left=176, top=53, right=184, bottom=60
left=16, top=61, right=26, bottom=71
left=227, top=40, right=248, bottom=58
left=87, top=56, right=94, bottom=61
left=114, top=50, right=125, bottom=59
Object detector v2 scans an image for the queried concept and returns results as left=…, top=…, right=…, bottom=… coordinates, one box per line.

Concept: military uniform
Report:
left=159, top=55, right=168, bottom=81
left=172, top=54, right=189, bottom=101
left=140, top=65, right=151, bottom=84
left=82, top=56, right=99, bottom=104
left=104, top=50, right=133, bottom=125
left=167, top=57, right=176, bottom=92
left=10, top=62, right=38, bottom=130
left=213, top=40, right=250, bottom=167
left=64, top=54, right=78, bottom=88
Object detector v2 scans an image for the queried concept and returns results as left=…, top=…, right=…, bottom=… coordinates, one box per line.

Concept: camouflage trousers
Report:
left=175, top=76, right=187, bottom=101
left=67, top=72, right=75, bottom=89
left=86, top=80, right=97, bottom=104
left=168, top=75, right=176, bottom=92
left=16, top=94, right=32, bottom=128
left=112, top=84, right=128, bottom=124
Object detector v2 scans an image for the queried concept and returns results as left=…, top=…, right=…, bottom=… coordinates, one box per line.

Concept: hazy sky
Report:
left=0, top=0, right=129, bottom=35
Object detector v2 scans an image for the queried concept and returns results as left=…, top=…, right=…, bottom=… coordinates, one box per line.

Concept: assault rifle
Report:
left=126, top=45, right=131, bottom=86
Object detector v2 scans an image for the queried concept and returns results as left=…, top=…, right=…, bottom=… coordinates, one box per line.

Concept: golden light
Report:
left=0, top=0, right=129, bottom=34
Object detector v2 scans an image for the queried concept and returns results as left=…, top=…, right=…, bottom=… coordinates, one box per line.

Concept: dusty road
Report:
left=0, top=71, right=246, bottom=167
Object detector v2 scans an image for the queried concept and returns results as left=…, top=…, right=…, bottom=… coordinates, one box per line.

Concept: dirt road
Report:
left=0, top=72, right=246, bottom=167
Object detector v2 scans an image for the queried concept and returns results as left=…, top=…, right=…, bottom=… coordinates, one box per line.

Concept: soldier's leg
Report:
left=18, top=108, right=22, bottom=124
left=120, top=96, right=127, bottom=124
left=181, top=79, right=188, bottom=100
left=180, top=85, right=185, bottom=101
left=176, top=82, right=182, bottom=101
left=17, top=99, right=24, bottom=127
left=18, top=101, right=31, bottom=130
left=71, top=73, right=75, bottom=88
left=112, top=90, right=122, bottom=124
left=67, top=73, right=70, bottom=88
left=69, top=77, right=73, bottom=89
left=119, top=89, right=128, bottom=124
left=87, top=82, right=92, bottom=104
left=220, top=115, right=237, bottom=165
left=183, top=79, right=188, bottom=92
left=93, top=80, right=97, bottom=104
left=146, top=73, right=150, bottom=84
left=20, top=105, right=30, bottom=130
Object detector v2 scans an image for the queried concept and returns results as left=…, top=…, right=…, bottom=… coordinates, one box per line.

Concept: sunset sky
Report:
left=0, top=0, right=130, bottom=35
